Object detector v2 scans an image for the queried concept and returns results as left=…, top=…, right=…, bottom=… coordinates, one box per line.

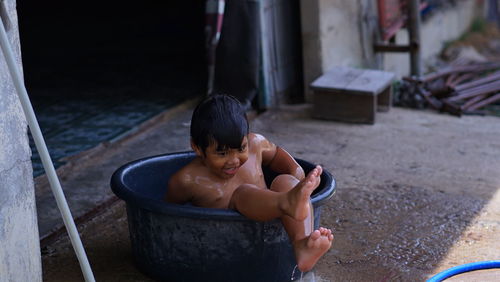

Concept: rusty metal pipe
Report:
left=445, top=73, right=458, bottom=87
left=466, top=92, right=500, bottom=111
left=441, top=100, right=462, bottom=116
left=448, top=73, right=476, bottom=88
left=420, top=88, right=443, bottom=109
left=454, top=70, right=500, bottom=92
left=458, top=81, right=500, bottom=95
left=422, top=63, right=500, bottom=82
left=460, top=94, right=488, bottom=110
left=448, top=81, right=500, bottom=102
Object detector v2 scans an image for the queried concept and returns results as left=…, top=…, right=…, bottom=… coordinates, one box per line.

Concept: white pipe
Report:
left=0, top=14, right=95, bottom=282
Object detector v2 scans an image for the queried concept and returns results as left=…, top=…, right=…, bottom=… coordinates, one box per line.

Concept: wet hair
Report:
left=191, top=94, right=249, bottom=153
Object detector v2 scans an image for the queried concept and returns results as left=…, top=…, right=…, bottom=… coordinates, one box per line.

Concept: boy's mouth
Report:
left=222, top=167, right=239, bottom=175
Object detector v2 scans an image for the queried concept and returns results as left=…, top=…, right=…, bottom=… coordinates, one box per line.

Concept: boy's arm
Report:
left=164, top=172, right=192, bottom=204
left=259, top=134, right=305, bottom=180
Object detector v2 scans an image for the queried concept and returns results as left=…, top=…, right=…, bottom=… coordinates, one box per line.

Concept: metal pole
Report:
left=487, top=0, right=500, bottom=27
left=258, top=0, right=272, bottom=109
left=205, top=0, right=225, bottom=95
left=0, top=12, right=95, bottom=282
left=408, top=0, right=422, bottom=76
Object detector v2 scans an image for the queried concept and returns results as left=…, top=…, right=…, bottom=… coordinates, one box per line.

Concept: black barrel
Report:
left=110, top=151, right=335, bottom=282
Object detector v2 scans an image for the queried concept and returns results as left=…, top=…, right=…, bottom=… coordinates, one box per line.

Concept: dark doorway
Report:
left=17, top=1, right=206, bottom=176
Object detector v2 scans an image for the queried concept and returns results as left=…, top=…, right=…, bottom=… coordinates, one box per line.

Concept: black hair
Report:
left=191, top=94, right=249, bottom=153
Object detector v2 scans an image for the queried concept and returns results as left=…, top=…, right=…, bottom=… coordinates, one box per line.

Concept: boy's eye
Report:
left=216, top=151, right=227, bottom=156
left=239, top=145, right=247, bottom=152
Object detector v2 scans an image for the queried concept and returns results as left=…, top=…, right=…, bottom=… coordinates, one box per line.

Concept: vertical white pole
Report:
left=0, top=13, right=95, bottom=282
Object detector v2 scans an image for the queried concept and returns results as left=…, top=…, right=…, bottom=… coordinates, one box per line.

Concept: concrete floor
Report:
left=40, top=103, right=500, bottom=281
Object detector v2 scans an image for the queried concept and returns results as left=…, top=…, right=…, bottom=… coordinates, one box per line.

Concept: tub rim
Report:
left=110, top=151, right=336, bottom=221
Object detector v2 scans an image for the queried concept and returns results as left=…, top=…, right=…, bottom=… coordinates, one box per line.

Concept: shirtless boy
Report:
left=165, top=94, right=333, bottom=272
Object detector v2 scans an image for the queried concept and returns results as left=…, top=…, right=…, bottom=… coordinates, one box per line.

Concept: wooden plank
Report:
left=311, top=67, right=394, bottom=96
left=345, top=69, right=395, bottom=95
left=310, top=67, right=364, bottom=91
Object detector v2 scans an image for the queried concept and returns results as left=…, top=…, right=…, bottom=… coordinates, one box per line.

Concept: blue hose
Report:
left=427, top=260, right=500, bottom=282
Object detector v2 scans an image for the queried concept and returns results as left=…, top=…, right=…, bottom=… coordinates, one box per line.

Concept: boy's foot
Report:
left=284, top=165, right=322, bottom=221
left=293, top=227, right=333, bottom=272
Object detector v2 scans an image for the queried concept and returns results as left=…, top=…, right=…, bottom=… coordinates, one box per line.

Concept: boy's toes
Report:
left=318, top=227, right=330, bottom=236
left=310, top=230, right=321, bottom=241
left=316, top=165, right=323, bottom=176
left=325, top=228, right=334, bottom=241
left=313, top=166, right=322, bottom=177
left=307, top=166, right=320, bottom=179
left=325, top=228, right=332, bottom=236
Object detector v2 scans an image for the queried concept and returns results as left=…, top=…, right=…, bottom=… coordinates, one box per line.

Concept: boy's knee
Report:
left=229, top=184, right=258, bottom=209
left=270, top=174, right=299, bottom=192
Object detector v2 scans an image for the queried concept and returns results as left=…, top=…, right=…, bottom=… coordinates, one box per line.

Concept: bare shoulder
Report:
left=168, top=165, right=191, bottom=188
left=248, top=133, right=277, bottom=165
left=248, top=133, right=274, bottom=149
left=165, top=160, right=200, bottom=203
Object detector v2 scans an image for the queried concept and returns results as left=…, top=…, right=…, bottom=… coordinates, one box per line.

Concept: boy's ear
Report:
left=191, top=139, right=203, bottom=157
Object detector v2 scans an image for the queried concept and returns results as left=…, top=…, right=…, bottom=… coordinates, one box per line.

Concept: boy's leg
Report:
left=228, top=166, right=322, bottom=222
left=269, top=174, right=313, bottom=241
left=228, top=184, right=286, bottom=221
left=270, top=169, right=334, bottom=272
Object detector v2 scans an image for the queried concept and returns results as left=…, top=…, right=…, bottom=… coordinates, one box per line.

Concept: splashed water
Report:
left=291, top=265, right=319, bottom=282
left=291, top=265, right=300, bottom=280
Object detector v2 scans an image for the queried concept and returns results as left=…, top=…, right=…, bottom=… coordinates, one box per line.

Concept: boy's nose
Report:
left=227, top=152, right=240, bottom=166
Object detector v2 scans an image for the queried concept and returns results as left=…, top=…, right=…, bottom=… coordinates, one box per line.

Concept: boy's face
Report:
left=194, top=136, right=249, bottom=180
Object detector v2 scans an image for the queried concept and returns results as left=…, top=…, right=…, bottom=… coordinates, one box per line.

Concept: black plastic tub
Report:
left=110, top=151, right=336, bottom=282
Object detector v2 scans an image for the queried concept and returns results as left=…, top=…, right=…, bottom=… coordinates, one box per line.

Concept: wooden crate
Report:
left=310, top=67, right=395, bottom=124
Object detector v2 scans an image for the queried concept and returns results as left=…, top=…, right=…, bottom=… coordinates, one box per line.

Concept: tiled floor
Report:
left=29, top=92, right=195, bottom=177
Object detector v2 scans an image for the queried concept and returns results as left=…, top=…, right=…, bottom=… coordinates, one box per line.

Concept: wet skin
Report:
left=166, top=133, right=333, bottom=272
left=166, top=134, right=267, bottom=208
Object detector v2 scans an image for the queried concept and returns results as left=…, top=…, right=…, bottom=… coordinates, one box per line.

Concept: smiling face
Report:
left=193, top=136, right=249, bottom=180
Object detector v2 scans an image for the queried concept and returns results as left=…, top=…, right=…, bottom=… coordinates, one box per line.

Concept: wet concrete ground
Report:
left=40, top=103, right=500, bottom=281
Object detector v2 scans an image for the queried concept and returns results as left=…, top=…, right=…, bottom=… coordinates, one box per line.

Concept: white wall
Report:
left=0, top=0, right=42, bottom=281
left=318, top=0, right=365, bottom=70
left=384, top=0, right=480, bottom=76
left=301, top=0, right=481, bottom=100
left=301, top=0, right=366, bottom=101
